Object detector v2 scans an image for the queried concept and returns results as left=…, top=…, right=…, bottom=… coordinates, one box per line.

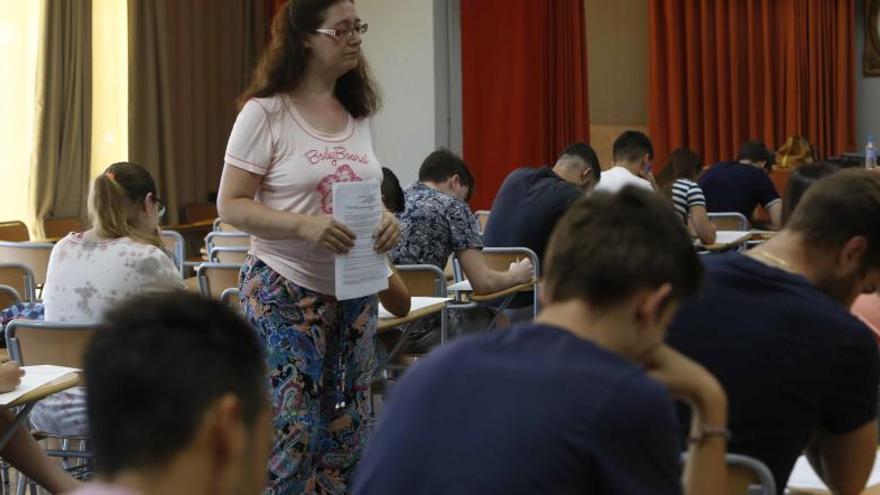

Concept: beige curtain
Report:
left=30, top=0, right=93, bottom=238
left=128, top=0, right=268, bottom=225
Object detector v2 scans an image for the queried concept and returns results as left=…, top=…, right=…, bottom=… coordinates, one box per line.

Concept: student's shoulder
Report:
left=240, top=95, right=286, bottom=118
left=599, top=369, right=676, bottom=429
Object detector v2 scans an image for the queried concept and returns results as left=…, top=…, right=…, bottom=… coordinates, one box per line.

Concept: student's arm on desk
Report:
left=805, top=421, right=877, bottom=495
left=0, top=362, right=23, bottom=393
left=688, top=205, right=716, bottom=246
left=766, top=200, right=783, bottom=230
left=456, top=248, right=532, bottom=294
left=380, top=263, right=411, bottom=317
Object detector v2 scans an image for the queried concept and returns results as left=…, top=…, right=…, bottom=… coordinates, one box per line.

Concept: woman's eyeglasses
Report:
left=315, top=23, right=368, bottom=41
left=154, top=197, right=166, bottom=218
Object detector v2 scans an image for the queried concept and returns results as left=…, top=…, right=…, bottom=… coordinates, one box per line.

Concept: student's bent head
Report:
left=556, top=142, right=600, bottom=190
left=84, top=292, right=270, bottom=495
left=89, top=162, right=163, bottom=248
left=418, top=149, right=475, bottom=202
left=786, top=169, right=880, bottom=304
left=543, top=187, right=702, bottom=349
left=612, top=131, right=654, bottom=166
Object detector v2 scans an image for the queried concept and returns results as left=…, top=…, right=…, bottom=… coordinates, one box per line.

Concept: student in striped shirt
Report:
left=664, top=148, right=716, bottom=245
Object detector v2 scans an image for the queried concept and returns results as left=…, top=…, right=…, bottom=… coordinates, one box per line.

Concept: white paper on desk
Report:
left=333, top=181, right=388, bottom=300
left=714, top=231, right=750, bottom=245
left=0, top=365, right=79, bottom=406
left=788, top=454, right=880, bottom=490
left=379, top=297, right=451, bottom=319
left=447, top=280, right=472, bottom=291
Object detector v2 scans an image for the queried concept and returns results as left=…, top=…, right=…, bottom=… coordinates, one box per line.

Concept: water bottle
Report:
left=866, top=136, right=877, bottom=169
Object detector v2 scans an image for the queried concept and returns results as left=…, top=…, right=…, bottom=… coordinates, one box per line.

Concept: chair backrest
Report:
left=159, top=230, right=185, bottom=276
left=476, top=247, right=540, bottom=278
left=204, top=232, right=250, bottom=254
left=0, top=284, right=21, bottom=308
left=726, top=454, right=776, bottom=495
left=209, top=247, right=249, bottom=264
left=219, top=287, right=241, bottom=313
left=212, top=218, right=241, bottom=232
left=42, top=217, right=83, bottom=239
left=708, top=212, right=750, bottom=231
left=396, top=264, right=446, bottom=297
left=196, top=263, right=242, bottom=299
left=5, top=320, right=96, bottom=368
left=0, top=242, right=54, bottom=287
left=184, top=202, right=218, bottom=223
left=474, top=210, right=490, bottom=234
left=0, top=264, right=36, bottom=302
left=0, top=221, right=30, bottom=242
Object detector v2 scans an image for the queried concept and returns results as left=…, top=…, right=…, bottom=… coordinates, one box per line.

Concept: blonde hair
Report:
left=776, top=136, right=815, bottom=169
left=88, top=162, right=162, bottom=248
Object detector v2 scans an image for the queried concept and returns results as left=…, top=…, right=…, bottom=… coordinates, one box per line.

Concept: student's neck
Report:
left=612, top=161, right=640, bottom=175
left=421, top=180, right=454, bottom=197
left=551, top=163, right=578, bottom=184
left=746, top=231, right=817, bottom=282
left=536, top=300, right=641, bottom=360
left=104, top=457, right=215, bottom=495
left=292, top=68, right=338, bottom=101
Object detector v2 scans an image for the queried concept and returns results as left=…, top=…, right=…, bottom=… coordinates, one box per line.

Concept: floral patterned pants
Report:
left=240, top=256, right=377, bottom=495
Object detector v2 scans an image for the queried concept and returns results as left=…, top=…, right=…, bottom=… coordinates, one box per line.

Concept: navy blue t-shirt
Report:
left=667, top=252, right=879, bottom=491
left=354, top=324, right=683, bottom=495
left=698, top=161, right=780, bottom=220
left=482, top=167, right=583, bottom=307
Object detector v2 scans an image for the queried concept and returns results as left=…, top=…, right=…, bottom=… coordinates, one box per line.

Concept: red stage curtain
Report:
left=648, top=0, right=854, bottom=171
left=461, top=0, right=589, bottom=210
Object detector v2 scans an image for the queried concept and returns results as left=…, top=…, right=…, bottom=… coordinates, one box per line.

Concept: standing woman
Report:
left=217, top=1, right=397, bottom=493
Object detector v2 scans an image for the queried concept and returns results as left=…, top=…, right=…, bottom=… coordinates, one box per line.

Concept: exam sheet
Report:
left=333, top=181, right=388, bottom=300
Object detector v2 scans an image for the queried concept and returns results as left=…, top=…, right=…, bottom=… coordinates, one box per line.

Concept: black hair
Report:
left=612, top=131, right=654, bottom=163
left=737, top=140, right=774, bottom=165
left=544, top=186, right=703, bottom=308
left=84, top=292, right=267, bottom=476
left=381, top=167, right=405, bottom=213
left=417, top=149, right=475, bottom=201
left=558, top=142, right=600, bottom=181
left=782, top=162, right=840, bottom=224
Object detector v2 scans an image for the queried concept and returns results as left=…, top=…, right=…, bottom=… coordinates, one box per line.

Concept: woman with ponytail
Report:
left=33, top=162, right=184, bottom=437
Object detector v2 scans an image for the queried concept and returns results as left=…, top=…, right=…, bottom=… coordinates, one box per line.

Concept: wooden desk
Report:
left=0, top=371, right=80, bottom=451
left=699, top=232, right=752, bottom=252
left=379, top=299, right=448, bottom=332
left=470, top=281, right=536, bottom=303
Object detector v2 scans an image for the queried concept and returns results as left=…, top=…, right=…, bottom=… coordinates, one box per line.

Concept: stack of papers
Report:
left=0, top=365, right=80, bottom=406
left=379, top=297, right=450, bottom=319
left=713, top=231, right=751, bottom=245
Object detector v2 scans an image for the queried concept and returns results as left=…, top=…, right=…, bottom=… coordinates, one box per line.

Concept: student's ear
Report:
left=205, top=395, right=247, bottom=474
left=633, top=283, right=674, bottom=330
left=839, top=236, right=868, bottom=276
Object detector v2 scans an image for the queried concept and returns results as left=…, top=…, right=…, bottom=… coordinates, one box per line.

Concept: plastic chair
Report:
left=452, top=246, right=540, bottom=316
left=204, top=232, right=250, bottom=254
left=0, top=222, right=29, bottom=242
left=196, top=263, right=242, bottom=300
left=474, top=210, right=490, bottom=234
left=219, top=287, right=241, bottom=313
left=159, top=230, right=185, bottom=276
left=708, top=212, right=750, bottom=231
left=680, top=452, right=775, bottom=495
left=5, top=320, right=95, bottom=369
left=0, top=242, right=54, bottom=291
left=396, top=264, right=446, bottom=297
left=212, top=218, right=241, bottom=232
left=0, top=264, right=36, bottom=303
left=208, top=247, right=249, bottom=264
left=0, top=285, right=21, bottom=309
left=42, top=218, right=83, bottom=239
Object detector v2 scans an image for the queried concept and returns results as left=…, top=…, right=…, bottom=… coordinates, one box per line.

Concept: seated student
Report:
left=663, top=148, right=716, bottom=245
left=776, top=135, right=816, bottom=170
left=593, top=130, right=656, bottom=193
left=356, top=187, right=728, bottom=495
left=481, top=142, right=599, bottom=322
left=391, top=149, right=532, bottom=351
left=34, top=162, right=185, bottom=438
left=0, top=361, right=80, bottom=493
left=667, top=169, right=880, bottom=492
left=379, top=167, right=410, bottom=317
left=698, top=140, right=783, bottom=229
left=67, top=292, right=271, bottom=495
left=781, top=161, right=839, bottom=224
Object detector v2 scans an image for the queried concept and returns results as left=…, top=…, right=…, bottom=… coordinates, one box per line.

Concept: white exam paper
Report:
left=0, top=365, right=79, bottom=406
left=378, top=297, right=451, bottom=319
left=333, top=181, right=388, bottom=300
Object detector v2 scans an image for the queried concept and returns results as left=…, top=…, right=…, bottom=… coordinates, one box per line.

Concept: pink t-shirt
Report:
left=225, top=95, right=382, bottom=295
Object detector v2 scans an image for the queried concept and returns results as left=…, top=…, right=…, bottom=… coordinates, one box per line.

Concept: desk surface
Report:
left=4, top=372, right=80, bottom=408
left=469, top=281, right=536, bottom=303
left=379, top=300, right=447, bottom=332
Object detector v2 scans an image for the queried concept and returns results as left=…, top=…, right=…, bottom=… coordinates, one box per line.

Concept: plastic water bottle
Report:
left=866, top=136, right=877, bottom=169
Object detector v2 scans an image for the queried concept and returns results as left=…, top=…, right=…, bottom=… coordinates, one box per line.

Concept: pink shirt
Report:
left=225, top=95, right=382, bottom=295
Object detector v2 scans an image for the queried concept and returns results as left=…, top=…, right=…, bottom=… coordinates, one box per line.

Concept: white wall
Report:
left=856, top=0, right=880, bottom=149
left=358, top=0, right=437, bottom=187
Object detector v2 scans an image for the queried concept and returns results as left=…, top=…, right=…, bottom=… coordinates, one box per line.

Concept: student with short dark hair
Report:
left=358, top=187, right=729, bottom=495
left=698, top=140, right=783, bottom=228
left=481, top=142, right=599, bottom=321
left=594, top=130, right=656, bottom=193
left=781, top=161, right=839, bottom=224
left=68, top=292, right=271, bottom=495
left=668, top=169, right=880, bottom=492
left=391, top=149, right=532, bottom=351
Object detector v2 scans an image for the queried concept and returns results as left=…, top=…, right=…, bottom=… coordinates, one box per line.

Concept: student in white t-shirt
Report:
left=216, top=1, right=399, bottom=493
left=594, top=130, right=657, bottom=194
left=34, top=161, right=185, bottom=438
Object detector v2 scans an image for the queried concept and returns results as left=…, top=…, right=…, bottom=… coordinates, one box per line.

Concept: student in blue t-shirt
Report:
left=698, top=140, right=783, bottom=229
left=668, top=169, right=880, bottom=493
left=355, top=187, right=729, bottom=495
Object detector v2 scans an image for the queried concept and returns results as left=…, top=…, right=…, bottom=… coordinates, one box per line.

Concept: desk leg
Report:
left=440, top=306, right=448, bottom=344
left=0, top=403, right=35, bottom=452
left=484, top=294, right=516, bottom=332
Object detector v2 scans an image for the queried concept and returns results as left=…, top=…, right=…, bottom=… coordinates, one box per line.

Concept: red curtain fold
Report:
left=648, top=0, right=854, bottom=172
left=461, top=0, right=589, bottom=210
